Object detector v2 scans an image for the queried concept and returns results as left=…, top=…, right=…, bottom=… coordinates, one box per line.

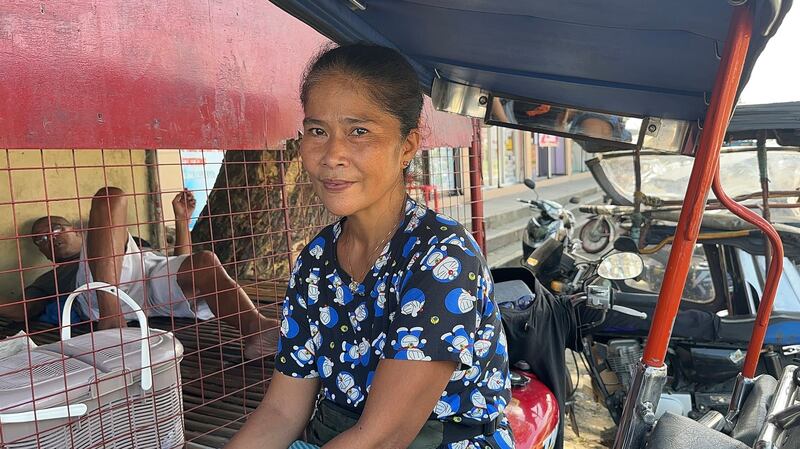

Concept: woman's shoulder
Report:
left=402, top=200, right=485, bottom=263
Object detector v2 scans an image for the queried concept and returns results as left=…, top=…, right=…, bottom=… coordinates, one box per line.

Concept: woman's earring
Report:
left=402, top=161, right=410, bottom=168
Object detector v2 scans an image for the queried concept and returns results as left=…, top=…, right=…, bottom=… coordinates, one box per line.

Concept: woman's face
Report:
left=300, top=73, right=419, bottom=217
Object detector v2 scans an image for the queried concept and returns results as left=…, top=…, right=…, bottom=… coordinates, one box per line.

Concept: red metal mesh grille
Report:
left=0, top=144, right=479, bottom=448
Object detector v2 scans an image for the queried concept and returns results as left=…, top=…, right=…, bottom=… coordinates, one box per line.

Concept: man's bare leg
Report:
left=85, top=187, right=130, bottom=329
left=176, top=250, right=280, bottom=359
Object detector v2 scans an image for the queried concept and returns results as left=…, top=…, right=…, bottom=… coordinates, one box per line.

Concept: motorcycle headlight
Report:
left=533, top=226, right=550, bottom=241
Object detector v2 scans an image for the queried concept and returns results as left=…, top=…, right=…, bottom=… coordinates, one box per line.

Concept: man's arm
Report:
left=491, top=97, right=511, bottom=123
left=0, top=291, right=45, bottom=322
left=172, top=189, right=196, bottom=256
left=0, top=271, right=56, bottom=322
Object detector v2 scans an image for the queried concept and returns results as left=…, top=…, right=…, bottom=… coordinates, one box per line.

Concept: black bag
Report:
left=498, top=276, right=581, bottom=449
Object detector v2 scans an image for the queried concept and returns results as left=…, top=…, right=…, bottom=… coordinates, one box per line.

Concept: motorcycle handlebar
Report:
left=578, top=204, right=635, bottom=215
left=582, top=270, right=648, bottom=321
left=611, top=304, right=648, bottom=320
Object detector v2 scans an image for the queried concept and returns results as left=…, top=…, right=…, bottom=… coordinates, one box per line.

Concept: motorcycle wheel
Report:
left=580, top=217, right=612, bottom=254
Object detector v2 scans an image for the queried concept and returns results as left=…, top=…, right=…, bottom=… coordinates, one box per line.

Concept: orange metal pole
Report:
left=641, top=6, right=753, bottom=367
left=711, top=170, right=784, bottom=378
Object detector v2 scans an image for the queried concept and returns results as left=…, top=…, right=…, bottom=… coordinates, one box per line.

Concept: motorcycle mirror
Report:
left=569, top=197, right=581, bottom=204
left=597, top=252, right=644, bottom=280
left=523, top=178, right=537, bottom=190
left=613, top=236, right=639, bottom=253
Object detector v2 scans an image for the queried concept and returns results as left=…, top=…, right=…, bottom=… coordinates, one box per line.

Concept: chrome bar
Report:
left=346, top=0, right=366, bottom=11
left=724, top=373, right=755, bottom=431
left=612, top=362, right=668, bottom=449
left=698, top=410, right=726, bottom=431
left=755, top=365, right=798, bottom=449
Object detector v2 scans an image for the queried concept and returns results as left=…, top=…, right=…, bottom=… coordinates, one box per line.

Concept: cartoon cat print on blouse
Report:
left=276, top=198, right=514, bottom=449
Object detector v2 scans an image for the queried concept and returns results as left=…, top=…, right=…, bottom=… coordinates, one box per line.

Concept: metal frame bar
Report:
left=641, top=5, right=753, bottom=367
left=712, top=167, right=784, bottom=378
left=614, top=5, right=755, bottom=447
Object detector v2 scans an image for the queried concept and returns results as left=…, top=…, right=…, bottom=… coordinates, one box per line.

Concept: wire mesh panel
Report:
left=407, top=147, right=474, bottom=228
left=0, top=0, right=480, bottom=446
left=0, top=143, right=479, bottom=448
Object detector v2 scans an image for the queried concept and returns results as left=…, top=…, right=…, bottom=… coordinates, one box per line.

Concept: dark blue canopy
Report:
left=728, top=100, right=800, bottom=131
left=271, top=0, right=792, bottom=122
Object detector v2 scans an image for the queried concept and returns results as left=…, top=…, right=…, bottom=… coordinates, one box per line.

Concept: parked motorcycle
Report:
left=507, top=229, right=800, bottom=448
left=493, top=266, right=563, bottom=449
left=577, top=204, right=633, bottom=254
left=527, top=230, right=800, bottom=426
left=519, top=178, right=576, bottom=260
left=496, top=235, right=647, bottom=449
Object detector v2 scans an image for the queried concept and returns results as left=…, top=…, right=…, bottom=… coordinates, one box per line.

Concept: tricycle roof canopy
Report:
left=271, top=0, right=791, bottom=122
left=727, top=101, right=800, bottom=145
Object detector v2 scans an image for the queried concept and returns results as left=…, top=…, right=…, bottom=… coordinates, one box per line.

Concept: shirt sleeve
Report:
left=24, top=270, right=57, bottom=300
left=24, top=284, right=47, bottom=300
left=23, top=273, right=57, bottom=317
left=275, top=254, right=320, bottom=379
left=384, top=243, right=489, bottom=369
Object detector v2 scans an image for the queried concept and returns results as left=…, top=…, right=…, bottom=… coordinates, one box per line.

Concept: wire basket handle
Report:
left=62, top=282, right=153, bottom=391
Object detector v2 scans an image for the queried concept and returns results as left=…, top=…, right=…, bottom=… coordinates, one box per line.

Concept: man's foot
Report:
left=243, top=327, right=280, bottom=360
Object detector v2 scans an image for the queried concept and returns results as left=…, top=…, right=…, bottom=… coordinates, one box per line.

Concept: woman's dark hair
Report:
left=300, top=43, right=424, bottom=139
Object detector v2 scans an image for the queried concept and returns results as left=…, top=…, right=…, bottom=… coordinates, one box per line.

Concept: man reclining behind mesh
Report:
left=1, top=187, right=278, bottom=360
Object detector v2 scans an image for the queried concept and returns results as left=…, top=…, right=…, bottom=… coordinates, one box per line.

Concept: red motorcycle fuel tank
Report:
left=505, top=370, right=559, bottom=449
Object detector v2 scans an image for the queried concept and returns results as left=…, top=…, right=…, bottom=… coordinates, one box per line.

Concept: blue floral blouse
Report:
left=276, top=198, right=514, bottom=449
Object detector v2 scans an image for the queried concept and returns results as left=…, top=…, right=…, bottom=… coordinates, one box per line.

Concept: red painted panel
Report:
left=506, top=371, right=559, bottom=449
left=421, top=102, right=474, bottom=149
left=0, top=1, right=471, bottom=149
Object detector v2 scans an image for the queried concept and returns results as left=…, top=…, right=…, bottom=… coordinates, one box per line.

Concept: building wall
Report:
left=154, top=149, right=186, bottom=224
left=0, top=149, right=152, bottom=298
left=481, top=126, right=539, bottom=188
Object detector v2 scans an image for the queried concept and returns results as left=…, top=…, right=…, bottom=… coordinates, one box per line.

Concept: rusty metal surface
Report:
left=0, top=1, right=472, bottom=150
left=162, top=314, right=278, bottom=448
left=0, top=1, right=323, bottom=150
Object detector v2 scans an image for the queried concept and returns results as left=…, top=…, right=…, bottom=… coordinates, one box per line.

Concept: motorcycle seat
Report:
left=597, top=292, right=720, bottom=341
left=595, top=307, right=720, bottom=341
left=611, top=292, right=800, bottom=345
left=718, top=313, right=800, bottom=345
left=731, top=374, right=778, bottom=446
left=647, top=412, right=749, bottom=449
left=613, top=291, right=727, bottom=316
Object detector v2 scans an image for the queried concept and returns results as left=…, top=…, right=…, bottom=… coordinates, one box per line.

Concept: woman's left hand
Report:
left=322, top=359, right=457, bottom=449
